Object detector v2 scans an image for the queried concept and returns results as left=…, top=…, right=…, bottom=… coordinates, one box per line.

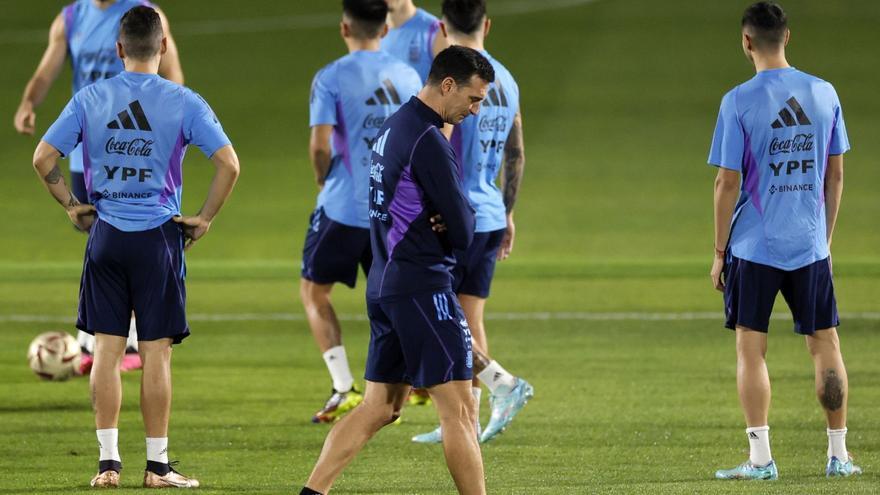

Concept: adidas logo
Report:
left=481, top=82, right=509, bottom=108
left=748, top=432, right=759, bottom=440
left=372, top=128, right=390, bottom=157
left=107, top=100, right=152, bottom=131
left=771, top=97, right=811, bottom=129
left=365, top=79, right=402, bottom=106
left=493, top=372, right=503, bottom=382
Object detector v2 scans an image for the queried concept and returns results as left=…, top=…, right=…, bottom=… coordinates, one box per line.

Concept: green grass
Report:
left=0, top=0, right=878, bottom=493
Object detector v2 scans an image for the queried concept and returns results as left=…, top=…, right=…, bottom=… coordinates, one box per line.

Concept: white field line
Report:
left=0, top=0, right=601, bottom=44
left=2, top=311, right=878, bottom=324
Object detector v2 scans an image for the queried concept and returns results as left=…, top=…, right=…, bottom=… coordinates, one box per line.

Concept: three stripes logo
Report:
left=481, top=82, right=509, bottom=108
left=771, top=97, right=811, bottom=129
left=372, top=128, right=390, bottom=157
left=107, top=100, right=152, bottom=131
left=433, top=293, right=452, bottom=321
left=365, top=79, right=402, bottom=106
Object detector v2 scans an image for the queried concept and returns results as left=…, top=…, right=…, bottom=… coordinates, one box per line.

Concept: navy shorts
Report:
left=723, top=256, right=839, bottom=335
left=452, top=229, right=505, bottom=298
left=365, top=291, right=474, bottom=389
left=76, top=219, right=189, bottom=344
left=301, top=208, right=371, bottom=288
left=70, top=171, right=88, bottom=204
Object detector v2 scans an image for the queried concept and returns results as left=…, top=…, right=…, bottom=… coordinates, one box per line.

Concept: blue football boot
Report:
left=826, top=456, right=862, bottom=477
left=480, top=378, right=534, bottom=443
left=715, top=460, right=778, bottom=480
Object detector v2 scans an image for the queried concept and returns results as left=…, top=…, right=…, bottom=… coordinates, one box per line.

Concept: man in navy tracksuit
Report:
left=300, top=46, right=495, bottom=495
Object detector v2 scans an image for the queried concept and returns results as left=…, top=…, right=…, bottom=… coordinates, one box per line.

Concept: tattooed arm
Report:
left=33, top=140, right=95, bottom=231
left=498, top=112, right=525, bottom=260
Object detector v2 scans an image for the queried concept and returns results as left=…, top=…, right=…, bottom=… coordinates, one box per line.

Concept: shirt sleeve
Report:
left=412, top=130, right=475, bottom=250
left=42, top=96, right=83, bottom=158
left=184, top=90, right=231, bottom=158
left=707, top=89, right=744, bottom=171
left=309, top=66, right=337, bottom=127
left=828, top=86, right=850, bottom=155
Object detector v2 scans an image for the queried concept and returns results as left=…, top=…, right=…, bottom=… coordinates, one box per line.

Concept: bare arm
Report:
left=824, top=154, right=844, bottom=247
left=711, top=167, right=740, bottom=290
left=155, top=7, right=184, bottom=84
left=497, top=112, right=525, bottom=260
left=14, top=14, right=68, bottom=135
left=33, top=140, right=96, bottom=230
left=173, top=145, right=240, bottom=249
left=309, top=125, right=333, bottom=188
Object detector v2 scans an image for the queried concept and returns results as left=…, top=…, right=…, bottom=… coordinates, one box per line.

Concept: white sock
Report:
left=126, top=317, right=139, bottom=351
left=323, top=346, right=354, bottom=392
left=476, top=361, right=517, bottom=394
left=96, top=428, right=121, bottom=462
left=746, top=426, right=772, bottom=466
left=78, top=331, right=95, bottom=354
left=146, top=437, right=169, bottom=464
left=827, top=427, right=848, bottom=460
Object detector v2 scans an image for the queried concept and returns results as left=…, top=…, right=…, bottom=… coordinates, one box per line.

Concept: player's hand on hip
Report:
left=173, top=215, right=211, bottom=251
left=710, top=254, right=725, bottom=292
left=14, top=103, right=36, bottom=135
left=67, top=204, right=96, bottom=232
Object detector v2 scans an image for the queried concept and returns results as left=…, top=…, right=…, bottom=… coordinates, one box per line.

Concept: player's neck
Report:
left=345, top=38, right=382, bottom=53
left=388, top=3, right=417, bottom=28
left=446, top=35, right=484, bottom=52
left=123, top=59, right=161, bottom=75
left=752, top=52, right=790, bottom=73
left=92, top=0, right=116, bottom=10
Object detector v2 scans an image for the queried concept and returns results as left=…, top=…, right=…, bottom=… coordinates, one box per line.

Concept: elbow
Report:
left=714, top=175, right=739, bottom=194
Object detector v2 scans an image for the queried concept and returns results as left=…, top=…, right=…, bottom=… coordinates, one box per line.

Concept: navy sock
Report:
left=98, top=460, right=122, bottom=473
left=146, top=460, right=171, bottom=476
left=300, top=487, right=323, bottom=495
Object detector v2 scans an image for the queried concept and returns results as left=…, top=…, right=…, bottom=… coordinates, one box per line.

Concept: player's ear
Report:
left=380, top=24, right=389, bottom=39
left=439, top=21, right=448, bottom=39
left=441, top=76, right=456, bottom=95
left=483, top=18, right=491, bottom=38
left=340, top=21, right=348, bottom=40
left=783, top=28, right=790, bottom=47
left=742, top=32, right=752, bottom=52
left=116, top=41, right=125, bottom=61
left=160, top=37, right=167, bottom=56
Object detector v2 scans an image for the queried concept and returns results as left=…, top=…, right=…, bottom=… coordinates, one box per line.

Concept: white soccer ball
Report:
left=27, top=331, right=82, bottom=381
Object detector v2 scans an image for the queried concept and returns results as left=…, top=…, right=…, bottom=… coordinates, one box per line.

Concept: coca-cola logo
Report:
left=105, top=137, right=154, bottom=157
left=362, top=114, right=387, bottom=129
left=479, top=115, right=507, bottom=133
left=769, top=133, right=814, bottom=155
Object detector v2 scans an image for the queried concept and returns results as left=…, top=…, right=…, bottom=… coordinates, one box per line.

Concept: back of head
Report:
left=442, top=0, right=487, bottom=36
left=342, top=0, right=389, bottom=39
left=742, top=1, right=788, bottom=50
left=119, top=6, right=164, bottom=61
left=427, top=45, right=495, bottom=86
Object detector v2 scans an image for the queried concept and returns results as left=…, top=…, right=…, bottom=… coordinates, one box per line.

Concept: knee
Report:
left=300, top=281, right=330, bottom=310
left=361, top=401, right=400, bottom=429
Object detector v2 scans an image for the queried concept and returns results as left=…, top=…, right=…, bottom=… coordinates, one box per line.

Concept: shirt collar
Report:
left=410, top=96, right=444, bottom=127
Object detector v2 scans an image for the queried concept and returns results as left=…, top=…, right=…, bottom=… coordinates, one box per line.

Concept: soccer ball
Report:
left=27, top=331, right=82, bottom=381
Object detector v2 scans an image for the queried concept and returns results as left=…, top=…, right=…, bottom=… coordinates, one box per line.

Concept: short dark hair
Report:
left=742, top=1, right=788, bottom=49
left=442, top=0, right=486, bottom=35
left=343, top=0, right=388, bottom=39
left=119, top=6, right=163, bottom=60
left=427, top=45, right=495, bottom=86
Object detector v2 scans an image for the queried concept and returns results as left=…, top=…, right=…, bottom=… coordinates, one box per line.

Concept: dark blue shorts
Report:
left=452, top=229, right=505, bottom=298
left=723, top=256, right=839, bottom=335
left=70, top=171, right=88, bottom=204
left=76, top=219, right=189, bottom=343
left=365, top=291, right=474, bottom=389
left=301, top=208, right=371, bottom=288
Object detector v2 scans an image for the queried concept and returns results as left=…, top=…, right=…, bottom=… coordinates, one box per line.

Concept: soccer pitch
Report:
left=0, top=0, right=877, bottom=493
